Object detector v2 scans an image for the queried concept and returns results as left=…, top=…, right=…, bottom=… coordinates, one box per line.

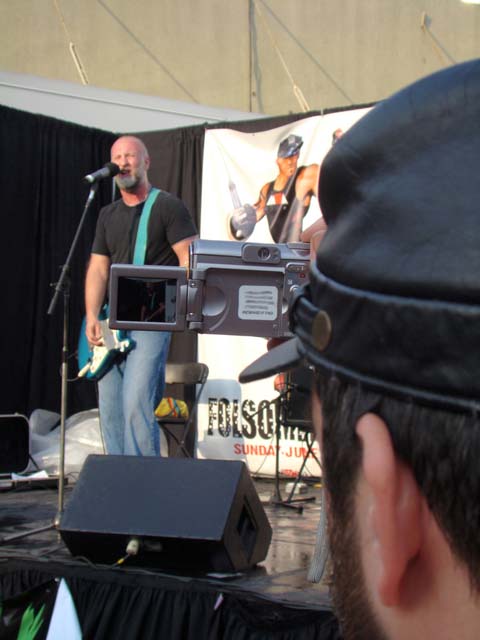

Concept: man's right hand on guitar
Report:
left=85, top=317, right=104, bottom=347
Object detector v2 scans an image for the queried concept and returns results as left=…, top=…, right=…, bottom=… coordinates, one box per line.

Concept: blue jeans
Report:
left=98, top=330, right=171, bottom=456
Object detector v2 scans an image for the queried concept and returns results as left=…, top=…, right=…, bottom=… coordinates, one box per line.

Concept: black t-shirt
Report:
left=92, top=190, right=197, bottom=265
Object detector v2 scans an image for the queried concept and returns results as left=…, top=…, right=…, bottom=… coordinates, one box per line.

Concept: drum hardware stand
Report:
left=244, top=384, right=315, bottom=513
left=283, top=428, right=321, bottom=503
left=269, top=383, right=316, bottom=513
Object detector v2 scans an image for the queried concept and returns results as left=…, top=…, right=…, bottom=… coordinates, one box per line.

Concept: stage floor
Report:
left=0, top=474, right=339, bottom=638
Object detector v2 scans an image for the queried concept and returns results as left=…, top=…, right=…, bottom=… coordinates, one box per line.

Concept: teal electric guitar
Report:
left=77, top=306, right=133, bottom=381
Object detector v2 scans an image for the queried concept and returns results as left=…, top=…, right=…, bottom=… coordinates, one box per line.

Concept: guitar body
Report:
left=78, top=306, right=134, bottom=380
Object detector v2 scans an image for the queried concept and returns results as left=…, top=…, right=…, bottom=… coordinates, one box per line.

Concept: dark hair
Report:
left=316, top=370, right=480, bottom=592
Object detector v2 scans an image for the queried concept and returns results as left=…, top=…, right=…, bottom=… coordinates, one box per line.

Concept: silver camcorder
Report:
left=108, top=239, right=310, bottom=338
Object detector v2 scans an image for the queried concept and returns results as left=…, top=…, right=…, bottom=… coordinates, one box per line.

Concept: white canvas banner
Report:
left=197, top=108, right=370, bottom=476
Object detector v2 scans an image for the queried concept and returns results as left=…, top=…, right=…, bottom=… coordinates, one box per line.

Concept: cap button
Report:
left=312, top=310, right=332, bottom=351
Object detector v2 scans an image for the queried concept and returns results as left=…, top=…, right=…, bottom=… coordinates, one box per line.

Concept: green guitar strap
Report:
left=133, top=187, right=160, bottom=265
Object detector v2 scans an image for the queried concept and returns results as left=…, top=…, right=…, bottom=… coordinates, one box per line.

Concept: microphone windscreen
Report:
left=105, top=162, right=120, bottom=177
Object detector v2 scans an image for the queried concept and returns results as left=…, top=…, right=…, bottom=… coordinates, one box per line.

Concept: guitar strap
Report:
left=133, top=187, right=160, bottom=265
left=114, top=187, right=160, bottom=337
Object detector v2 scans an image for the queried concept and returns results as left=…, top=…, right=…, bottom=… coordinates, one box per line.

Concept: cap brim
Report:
left=238, top=338, right=303, bottom=383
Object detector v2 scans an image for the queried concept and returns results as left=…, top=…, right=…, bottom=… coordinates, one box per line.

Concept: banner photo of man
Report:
left=197, top=109, right=370, bottom=477
left=228, top=132, right=319, bottom=243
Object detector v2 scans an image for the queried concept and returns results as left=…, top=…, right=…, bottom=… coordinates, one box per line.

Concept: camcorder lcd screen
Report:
left=109, top=265, right=187, bottom=331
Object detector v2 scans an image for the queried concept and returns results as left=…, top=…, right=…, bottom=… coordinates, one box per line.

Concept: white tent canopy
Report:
left=0, top=71, right=266, bottom=132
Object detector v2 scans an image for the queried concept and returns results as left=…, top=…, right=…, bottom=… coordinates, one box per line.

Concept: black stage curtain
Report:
left=0, top=106, right=115, bottom=417
left=1, top=102, right=372, bottom=419
left=0, top=563, right=342, bottom=640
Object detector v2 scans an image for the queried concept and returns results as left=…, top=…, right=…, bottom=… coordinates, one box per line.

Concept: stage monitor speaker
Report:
left=0, top=414, right=29, bottom=474
left=59, top=455, right=272, bottom=573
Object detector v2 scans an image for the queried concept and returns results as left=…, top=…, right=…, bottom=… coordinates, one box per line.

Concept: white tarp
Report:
left=0, top=71, right=265, bottom=132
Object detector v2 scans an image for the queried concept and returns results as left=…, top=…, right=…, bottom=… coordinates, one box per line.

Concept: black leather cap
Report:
left=277, top=134, right=303, bottom=158
left=240, top=59, right=480, bottom=412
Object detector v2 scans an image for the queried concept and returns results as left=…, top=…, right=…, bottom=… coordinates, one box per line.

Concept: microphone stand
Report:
left=47, top=182, right=99, bottom=526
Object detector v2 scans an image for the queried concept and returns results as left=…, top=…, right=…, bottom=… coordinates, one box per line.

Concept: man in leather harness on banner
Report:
left=229, top=134, right=320, bottom=243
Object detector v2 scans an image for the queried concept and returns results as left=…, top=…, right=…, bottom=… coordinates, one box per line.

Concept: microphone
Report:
left=83, top=162, right=120, bottom=184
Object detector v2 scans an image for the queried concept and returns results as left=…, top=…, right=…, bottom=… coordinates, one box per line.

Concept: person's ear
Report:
left=356, top=413, right=423, bottom=607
